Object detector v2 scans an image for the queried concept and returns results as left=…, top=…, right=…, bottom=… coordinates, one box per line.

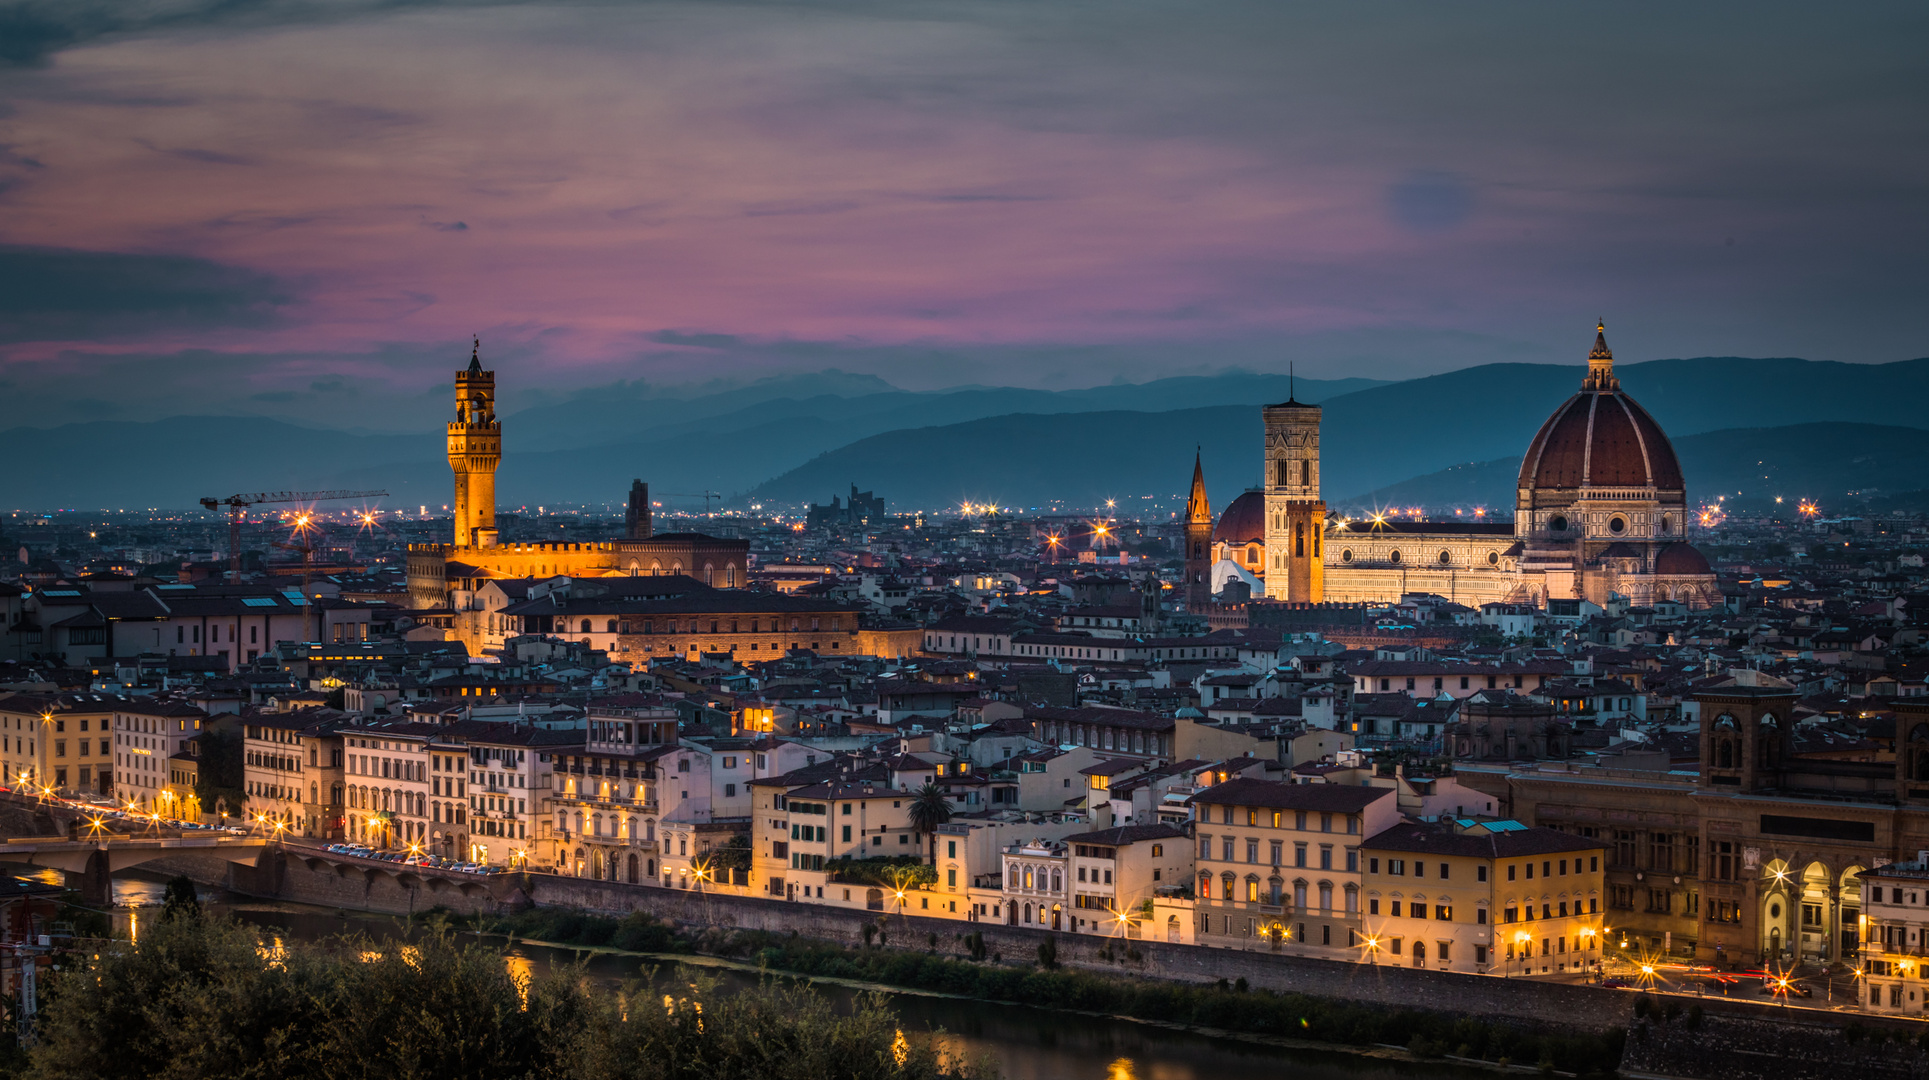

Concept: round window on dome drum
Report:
left=1609, top=517, right=1626, bottom=534
left=1487, top=551, right=1499, bottom=565
left=1439, top=550, right=1452, bottom=565
left=1341, top=549, right=1353, bottom=563
left=1549, top=515, right=1568, bottom=531
left=1389, top=550, right=1401, bottom=564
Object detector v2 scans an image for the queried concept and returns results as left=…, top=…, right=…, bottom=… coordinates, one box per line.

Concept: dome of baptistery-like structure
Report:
left=1213, top=490, right=1267, bottom=546
left=1213, top=489, right=1268, bottom=578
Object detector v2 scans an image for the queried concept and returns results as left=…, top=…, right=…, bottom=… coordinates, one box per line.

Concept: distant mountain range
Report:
left=8, top=356, right=1927, bottom=512
left=746, top=358, right=1929, bottom=510
left=0, top=370, right=1377, bottom=510
left=1349, top=422, right=1929, bottom=513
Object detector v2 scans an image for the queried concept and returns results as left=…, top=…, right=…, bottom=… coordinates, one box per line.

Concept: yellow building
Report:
left=0, top=692, right=124, bottom=798
left=1361, top=819, right=1605, bottom=976
left=1187, top=777, right=1402, bottom=958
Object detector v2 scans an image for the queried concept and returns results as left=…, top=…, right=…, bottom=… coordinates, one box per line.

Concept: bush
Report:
left=1036, top=937, right=1058, bottom=970
left=28, top=917, right=968, bottom=1080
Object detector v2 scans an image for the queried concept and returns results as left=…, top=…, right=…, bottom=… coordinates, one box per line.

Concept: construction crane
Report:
left=657, top=491, right=723, bottom=514
left=199, top=489, right=388, bottom=582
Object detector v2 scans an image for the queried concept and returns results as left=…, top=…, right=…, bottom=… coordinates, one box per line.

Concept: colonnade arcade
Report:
left=1757, top=856, right=1866, bottom=964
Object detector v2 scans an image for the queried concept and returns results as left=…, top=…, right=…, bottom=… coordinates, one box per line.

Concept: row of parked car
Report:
left=59, top=795, right=248, bottom=835
left=320, top=843, right=502, bottom=875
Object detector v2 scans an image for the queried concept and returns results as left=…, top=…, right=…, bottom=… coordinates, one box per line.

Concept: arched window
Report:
left=1246, top=875, right=1260, bottom=902
left=1295, top=522, right=1305, bottom=558
left=580, top=619, right=592, bottom=634
left=606, top=619, right=618, bottom=633
left=1910, top=724, right=1929, bottom=781
left=1758, top=714, right=1782, bottom=769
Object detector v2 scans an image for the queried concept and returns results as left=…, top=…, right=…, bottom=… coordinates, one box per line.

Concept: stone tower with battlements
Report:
left=448, top=339, right=501, bottom=549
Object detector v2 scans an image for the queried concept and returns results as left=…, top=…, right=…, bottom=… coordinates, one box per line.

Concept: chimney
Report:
left=625, top=479, right=653, bottom=540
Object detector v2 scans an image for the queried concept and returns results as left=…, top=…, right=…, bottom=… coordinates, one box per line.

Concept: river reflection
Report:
left=83, top=872, right=1470, bottom=1080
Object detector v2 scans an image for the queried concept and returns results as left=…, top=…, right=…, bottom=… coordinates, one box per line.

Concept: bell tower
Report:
left=1263, top=390, right=1325, bottom=603
left=448, top=338, right=501, bottom=549
left=1184, top=452, right=1214, bottom=611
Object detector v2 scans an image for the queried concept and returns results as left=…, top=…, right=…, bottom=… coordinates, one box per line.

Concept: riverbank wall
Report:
left=140, top=846, right=1617, bottom=1031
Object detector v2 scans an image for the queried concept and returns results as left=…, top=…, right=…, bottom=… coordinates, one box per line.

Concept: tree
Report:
left=906, top=782, right=953, bottom=866
left=159, top=876, right=200, bottom=923
left=192, top=727, right=247, bottom=821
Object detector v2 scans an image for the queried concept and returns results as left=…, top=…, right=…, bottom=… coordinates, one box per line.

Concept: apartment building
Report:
left=1859, top=859, right=1929, bottom=1015
left=1361, top=819, right=1606, bottom=975
left=241, top=708, right=350, bottom=838
left=442, top=721, right=573, bottom=865
left=1064, top=822, right=1191, bottom=935
left=0, top=692, right=126, bottom=797
left=339, top=720, right=437, bottom=850
left=547, top=702, right=678, bottom=880
left=112, top=699, right=208, bottom=816
left=752, top=771, right=924, bottom=904
left=1188, top=777, right=1400, bottom=958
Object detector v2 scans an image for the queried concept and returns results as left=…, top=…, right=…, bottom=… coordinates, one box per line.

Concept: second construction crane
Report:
left=199, top=489, right=389, bottom=582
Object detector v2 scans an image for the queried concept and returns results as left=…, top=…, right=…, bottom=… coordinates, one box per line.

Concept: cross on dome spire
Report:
left=468, top=336, right=483, bottom=374
left=1582, top=320, right=1618, bottom=391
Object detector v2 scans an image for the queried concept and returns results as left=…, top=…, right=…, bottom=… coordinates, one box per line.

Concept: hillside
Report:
left=1345, top=422, right=1929, bottom=514
left=0, top=370, right=1375, bottom=509
left=745, top=357, right=1929, bottom=510
left=14, top=356, right=1929, bottom=511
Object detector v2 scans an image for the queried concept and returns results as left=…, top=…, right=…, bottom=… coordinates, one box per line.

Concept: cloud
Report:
left=0, top=245, right=293, bottom=342
left=0, top=4, right=97, bottom=67
left=1386, top=171, right=1472, bottom=234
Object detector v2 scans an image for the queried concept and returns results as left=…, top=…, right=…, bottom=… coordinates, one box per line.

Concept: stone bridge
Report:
left=0, top=835, right=271, bottom=906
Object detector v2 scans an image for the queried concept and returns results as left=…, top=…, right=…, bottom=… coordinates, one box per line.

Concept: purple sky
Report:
left=0, top=0, right=1924, bottom=429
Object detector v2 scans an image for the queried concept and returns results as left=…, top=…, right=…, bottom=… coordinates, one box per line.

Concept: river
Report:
left=92, top=871, right=1473, bottom=1080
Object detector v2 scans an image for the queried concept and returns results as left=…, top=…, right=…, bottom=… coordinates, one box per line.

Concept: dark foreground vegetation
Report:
left=473, top=907, right=1624, bottom=1076
left=22, top=913, right=974, bottom=1080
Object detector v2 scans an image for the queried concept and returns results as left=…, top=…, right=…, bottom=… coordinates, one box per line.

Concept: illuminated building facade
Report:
left=407, top=344, right=749, bottom=611
left=1219, top=325, right=1719, bottom=609
left=1262, top=396, right=1326, bottom=602
left=1457, top=691, right=1929, bottom=972
left=1360, top=820, right=1606, bottom=976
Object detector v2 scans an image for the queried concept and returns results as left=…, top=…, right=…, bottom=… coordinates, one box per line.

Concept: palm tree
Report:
left=907, top=782, right=954, bottom=866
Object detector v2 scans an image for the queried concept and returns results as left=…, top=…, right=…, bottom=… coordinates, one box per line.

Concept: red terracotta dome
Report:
left=1654, top=543, right=1713, bottom=576
left=1213, top=490, right=1266, bottom=546
left=1518, top=325, right=1685, bottom=494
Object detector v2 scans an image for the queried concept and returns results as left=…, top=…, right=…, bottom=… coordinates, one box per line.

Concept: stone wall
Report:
left=164, top=847, right=1636, bottom=1031
left=1621, top=1010, right=1929, bottom=1080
